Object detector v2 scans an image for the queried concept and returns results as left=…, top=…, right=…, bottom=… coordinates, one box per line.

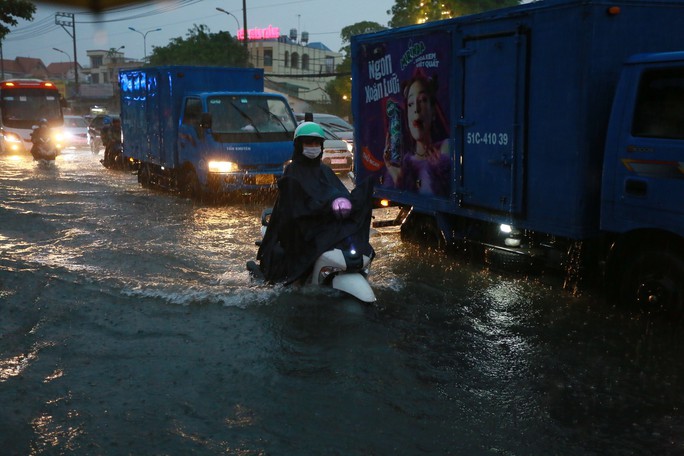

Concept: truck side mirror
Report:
left=199, top=112, right=212, bottom=129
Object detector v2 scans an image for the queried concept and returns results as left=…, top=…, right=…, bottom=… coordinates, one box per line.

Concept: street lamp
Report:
left=216, top=7, right=240, bottom=34
left=128, top=26, right=162, bottom=60
left=107, top=46, right=125, bottom=62
left=216, top=2, right=247, bottom=50
left=53, top=47, right=72, bottom=81
left=53, top=47, right=71, bottom=61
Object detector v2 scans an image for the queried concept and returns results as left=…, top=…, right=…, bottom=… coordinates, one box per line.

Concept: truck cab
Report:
left=601, top=52, right=684, bottom=307
left=176, top=92, right=297, bottom=197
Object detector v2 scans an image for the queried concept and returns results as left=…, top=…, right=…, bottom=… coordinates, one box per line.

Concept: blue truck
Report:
left=352, top=0, right=684, bottom=309
left=119, top=66, right=297, bottom=198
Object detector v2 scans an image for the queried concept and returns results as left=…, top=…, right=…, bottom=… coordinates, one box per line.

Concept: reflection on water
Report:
left=2, top=150, right=684, bottom=455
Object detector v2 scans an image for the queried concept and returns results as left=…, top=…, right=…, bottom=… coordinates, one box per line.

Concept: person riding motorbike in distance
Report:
left=101, top=116, right=122, bottom=167
left=30, top=118, right=59, bottom=161
left=253, top=121, right=375, bottom=285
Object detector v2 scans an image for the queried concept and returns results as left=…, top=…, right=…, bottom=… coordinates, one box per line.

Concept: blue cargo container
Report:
left=351, top=0, right=684, bottom=308
left=119, top=65, right=296, bottom=198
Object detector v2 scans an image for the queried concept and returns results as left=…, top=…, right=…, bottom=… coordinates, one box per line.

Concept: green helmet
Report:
left=294, top=121, right=325, bottom=141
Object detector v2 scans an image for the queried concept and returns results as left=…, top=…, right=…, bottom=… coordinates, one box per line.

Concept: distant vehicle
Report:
left=321, top=127, right=353, bottom=174
left=62, top=115, right=89, bottom=149
left=296, top=112, right=354, bottom=151
left=87, top=114, right=118, bottom=154
left=0, top=79, right=64, bottom=154
left=120, top=66, right=297, bottom=200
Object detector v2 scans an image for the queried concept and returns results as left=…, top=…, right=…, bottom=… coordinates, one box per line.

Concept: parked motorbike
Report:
left=247, top=208, right=376, bottom=303
left=30, top=122, right=61, bottom=161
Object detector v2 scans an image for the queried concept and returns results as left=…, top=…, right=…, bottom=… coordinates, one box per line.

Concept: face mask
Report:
left=302, top=146, right=321, bottom=159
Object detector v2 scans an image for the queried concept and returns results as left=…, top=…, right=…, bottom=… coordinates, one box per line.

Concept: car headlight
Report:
left=3, top=132, right=22, bottom=143
left=208, top=160, right=239, bottom=173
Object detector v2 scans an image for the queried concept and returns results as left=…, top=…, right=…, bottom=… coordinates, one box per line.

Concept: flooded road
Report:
left=2, top=149, right=684, bottom=455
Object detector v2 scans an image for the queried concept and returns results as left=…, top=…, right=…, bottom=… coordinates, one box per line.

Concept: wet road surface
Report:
left=1, top=149, right=684, bottom=455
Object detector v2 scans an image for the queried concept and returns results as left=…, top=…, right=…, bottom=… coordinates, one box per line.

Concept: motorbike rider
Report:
left=101, top=116, right=122, bottom=167
left=253, top=121, right=375, bottom=284
left=30, top=118, right=58, bottom=161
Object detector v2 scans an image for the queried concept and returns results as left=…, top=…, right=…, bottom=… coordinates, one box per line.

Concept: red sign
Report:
left=237, top=25, right=280, bottom=41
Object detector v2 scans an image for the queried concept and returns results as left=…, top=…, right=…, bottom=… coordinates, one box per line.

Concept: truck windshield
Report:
left=1, top=88, right=63, bottom=129
left=205, top=95, right=296, bottom=139
left=632, top=67, right=684, bottom=140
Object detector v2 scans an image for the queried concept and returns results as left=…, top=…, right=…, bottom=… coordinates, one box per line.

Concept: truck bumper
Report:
left=207, top=172, right=279, bottom=193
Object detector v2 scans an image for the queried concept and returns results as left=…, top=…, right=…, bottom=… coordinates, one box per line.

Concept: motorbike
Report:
left=247, top=208, right=377, bottom=303
left=101, top=139, right=124, bottom=169
left=30, top=125, right=61, bottom=161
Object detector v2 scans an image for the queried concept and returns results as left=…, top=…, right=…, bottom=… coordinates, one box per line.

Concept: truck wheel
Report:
left=618, top=250, right=684, bottom=313
left=180, top=168, right=203, bottom=201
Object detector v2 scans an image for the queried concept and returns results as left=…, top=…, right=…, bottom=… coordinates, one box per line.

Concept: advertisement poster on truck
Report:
left=355, top=30, right=452, bottom=198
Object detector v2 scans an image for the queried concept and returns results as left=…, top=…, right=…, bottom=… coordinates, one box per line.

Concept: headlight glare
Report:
left=208, top=160, right=239, bottom=173
left=3, top=132, right=22, bottom=143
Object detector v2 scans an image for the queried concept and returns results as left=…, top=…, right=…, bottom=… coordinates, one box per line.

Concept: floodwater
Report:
left=2, top=149, right=684, bottom=455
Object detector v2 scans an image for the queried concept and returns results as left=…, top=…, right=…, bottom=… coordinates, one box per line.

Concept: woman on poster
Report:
left=383, top=68, right=451, bottom=197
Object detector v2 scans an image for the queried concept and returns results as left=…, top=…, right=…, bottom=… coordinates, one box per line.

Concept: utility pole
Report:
left=242, top=0, right=248, bottom=51
left=55, top=12, right=78, bottom=97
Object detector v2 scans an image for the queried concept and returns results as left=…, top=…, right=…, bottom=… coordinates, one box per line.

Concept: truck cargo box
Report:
left=120, top=66, right=264, bottom=167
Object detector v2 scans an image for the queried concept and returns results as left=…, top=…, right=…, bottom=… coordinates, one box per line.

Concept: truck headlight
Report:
left=208, top=160, right=239, bottom=173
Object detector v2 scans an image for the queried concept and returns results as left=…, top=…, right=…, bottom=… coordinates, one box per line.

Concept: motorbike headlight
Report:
left=208, top=160, right=239, bottom=173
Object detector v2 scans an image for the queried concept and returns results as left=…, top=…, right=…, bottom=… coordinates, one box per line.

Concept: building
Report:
left=81, top=49, right=138, bottom=85
left=245, top=28, right=343, bottom=108
left=0, top=57, right=50, bottom=80
left=46, top=61, right=82, bottom=83
left=79, top=49, right=140, bottom=111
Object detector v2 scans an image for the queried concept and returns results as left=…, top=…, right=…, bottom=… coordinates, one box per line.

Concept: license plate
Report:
left=331, top=158, right=347, bottom=165
left=255, top=174, right=274, bottom=185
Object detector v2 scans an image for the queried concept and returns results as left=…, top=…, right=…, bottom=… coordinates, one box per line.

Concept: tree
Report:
left=0, top=0, right=35, bottom=40
left=388, top=0, right=520, bottom=27
left=148, top=24, right=247, bottom=67
left=338, top=21, right=388, bottom=56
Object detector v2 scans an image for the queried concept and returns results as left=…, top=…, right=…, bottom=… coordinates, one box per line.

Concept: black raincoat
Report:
left=257, top=148, right=375, bottom=285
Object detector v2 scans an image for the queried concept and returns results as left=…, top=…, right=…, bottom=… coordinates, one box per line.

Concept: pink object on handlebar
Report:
left=331, top=197, right=352, bottom=219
